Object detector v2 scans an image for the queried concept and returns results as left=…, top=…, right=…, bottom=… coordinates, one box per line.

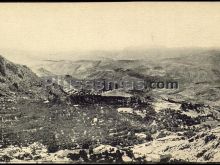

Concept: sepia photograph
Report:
left=1, top=2, right=220, bottom=163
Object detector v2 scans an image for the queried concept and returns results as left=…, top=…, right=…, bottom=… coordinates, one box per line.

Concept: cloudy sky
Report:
left=0, top=2, right=220, bottom=55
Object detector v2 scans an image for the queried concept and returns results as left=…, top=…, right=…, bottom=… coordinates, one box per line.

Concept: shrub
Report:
left=183, top=130, right=196, bottom=139
left=67, top=153, right=80, bottom=161
left=204, top=134, right=217, bottom=144
left=79, top=150, right=89, bottom=162
left=145, top=133, right=153, bottom=141
left=47, top=143, right=59, bottom=153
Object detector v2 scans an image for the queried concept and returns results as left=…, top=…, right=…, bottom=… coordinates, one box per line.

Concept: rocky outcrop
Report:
left=0, top=55, right=6, bottom=76
left=0, top=55, right=40, bottom=95
left=0, top=55, right=66, bottom=101
left=2, top=127, right=220, bottom=163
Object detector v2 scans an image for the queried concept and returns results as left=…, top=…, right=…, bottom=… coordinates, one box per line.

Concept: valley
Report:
left=1, top=48, right=220, bottom=163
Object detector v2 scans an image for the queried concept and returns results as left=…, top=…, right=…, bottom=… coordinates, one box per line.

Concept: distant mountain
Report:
left=36, top=67, right=56, bottom=77
left=29, top=48, right=220, bottom=106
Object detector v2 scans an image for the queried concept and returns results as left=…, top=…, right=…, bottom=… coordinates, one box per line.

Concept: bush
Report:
left=125, top=149, right=134, bottom=159
left=79, top=150, right=89, bottom=162
left=204, top=134, right=217, bottom=144
left=81, top=139, right=92, bottom=149
left=145, top=133, right=153, bottom=141
left=67, top=153, right=80, bottom=161
left=183, top=130, right=196, bottom=139
left=47, top=143, right=59, bottom=153
left=0, top=155, right=12, bottom=162
left=115, top=150, right=123, bottom=163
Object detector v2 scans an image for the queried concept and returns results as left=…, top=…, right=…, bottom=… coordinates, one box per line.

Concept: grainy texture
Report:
left=1, top=2, right=220, bottom=164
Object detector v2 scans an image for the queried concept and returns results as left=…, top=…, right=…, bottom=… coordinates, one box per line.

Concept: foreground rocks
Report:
left=1, top=126, right=220, bottom=163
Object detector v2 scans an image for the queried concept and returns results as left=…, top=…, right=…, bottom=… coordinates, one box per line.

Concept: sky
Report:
left=0, top=2, right=220, bottom=55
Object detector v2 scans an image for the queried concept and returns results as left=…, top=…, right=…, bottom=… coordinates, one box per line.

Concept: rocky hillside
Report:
left=0, top=55, right=42, bottom=98
left=0, top=55, right=67, bottom=101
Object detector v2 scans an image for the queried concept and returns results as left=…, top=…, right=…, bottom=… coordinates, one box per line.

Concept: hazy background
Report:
left=0, top=2, right=220, bottom=64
